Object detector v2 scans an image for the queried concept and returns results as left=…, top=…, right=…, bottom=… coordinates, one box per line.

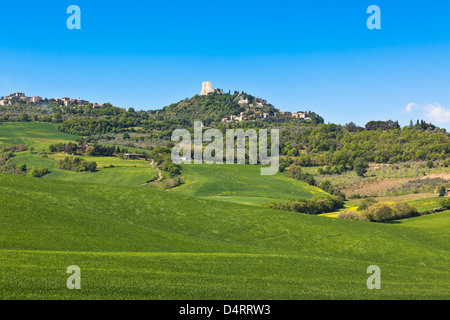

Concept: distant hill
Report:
left=152, top=91, right=281, bottom=126
left=1, top=90, right=322, bottom=130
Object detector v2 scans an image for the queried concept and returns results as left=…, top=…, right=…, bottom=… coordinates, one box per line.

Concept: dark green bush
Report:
left=27, top=167, right=49, bottom=178
left=273, top=195, right=345, bottom=215
left=439, top=198, right=450, bottom=210
left=58, top=157, right=97, bottom=172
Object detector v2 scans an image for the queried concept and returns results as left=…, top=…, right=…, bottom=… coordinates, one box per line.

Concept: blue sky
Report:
left=0, top=0, right=449, bottom=129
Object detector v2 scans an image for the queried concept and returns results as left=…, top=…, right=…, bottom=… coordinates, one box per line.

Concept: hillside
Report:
left=156, top=91, right=279, bottom=126
left=0, top=122, right=158, bottom=187
left=169, top=163, right=326, bottom=206
left=0, top=174, right=449, bottom=299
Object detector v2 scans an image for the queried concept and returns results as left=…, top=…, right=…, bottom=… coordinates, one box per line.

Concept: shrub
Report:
left=287, top=199, right=314, bottom=214
left=165, top=176, right=182, bottom=189
left=287, top=164, right=316, bottom=186
left=360, top=203, right=395, bottom=222
left=336, top=210, right=360, bottom=220
left=439, top=198, right=450, bottom=210
left=391, top=202, right=420, bottom=219
left=278, top=195, right=345, bottom=215
left=27, top=167, right=49, bottom=178
left=58, top=157, right=97, bottom=172
left=163, top=161, right=181, bottom=177
left=357, top=198, right=377, bottom=211
left=85, top=161, right=97, bottom=172
left=339, top=201, right=423, bottom=222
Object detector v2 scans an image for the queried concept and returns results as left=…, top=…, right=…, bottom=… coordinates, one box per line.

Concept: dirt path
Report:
left=139, top=159, right=164, bottom=186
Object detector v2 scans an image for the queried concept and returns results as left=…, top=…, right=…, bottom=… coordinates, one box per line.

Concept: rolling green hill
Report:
left=1, top=122, right=157, bottom=187
left=0, top=122, right=80, bottom=151
left=0, top=174, right=448, bottom=299
left=1, top=122, right=327, bottom=200
left=1, top=121, right=449, bottom=300
left=169, top=163, right=326, bottom=205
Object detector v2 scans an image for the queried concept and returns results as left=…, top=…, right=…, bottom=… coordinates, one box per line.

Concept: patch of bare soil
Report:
left=339, top=173, right=450, bottom=197
left=375, top=193, right=436, bottom=202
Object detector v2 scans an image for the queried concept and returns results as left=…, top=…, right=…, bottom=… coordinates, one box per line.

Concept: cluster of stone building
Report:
left=221, top=110, right=276, bottom=124
left=280, top=111, right=310, bottom=119
left=0, top=92, right=90, bottom=107
left=1, top=83, right=313, bottom=123
left=200, top=82, right=312, bottom=123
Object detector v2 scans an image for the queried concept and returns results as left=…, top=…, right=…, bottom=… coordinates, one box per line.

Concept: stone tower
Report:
left=200, top=81, right=214, bottom=96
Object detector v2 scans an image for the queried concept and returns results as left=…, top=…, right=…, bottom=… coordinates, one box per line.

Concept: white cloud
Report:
left=403, top=102, right=450, bottom=124
left=404, top=102, right=416, bottom=113
left=423, top=103, right=450, bottom=123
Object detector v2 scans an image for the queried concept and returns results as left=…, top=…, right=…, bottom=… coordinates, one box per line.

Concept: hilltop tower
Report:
left=200, top=81, right=214, bottom=96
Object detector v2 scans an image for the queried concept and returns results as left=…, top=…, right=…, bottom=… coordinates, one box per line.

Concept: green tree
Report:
left=438, top=186, right=447, bottom=197
left=18, top=113, right=31, bottom=122
left=354, top=157, right=369, bottom=177
left=86, top=162, right=97, bottom=172
left=439, top=198, right=450, bottom=209
left=19, top=164, right=27, bottom=173
left=85, top=146, right=95, bottom=156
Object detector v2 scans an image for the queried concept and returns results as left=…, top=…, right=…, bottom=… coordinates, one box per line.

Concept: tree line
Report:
left=264, top=195, right=345, bottom=215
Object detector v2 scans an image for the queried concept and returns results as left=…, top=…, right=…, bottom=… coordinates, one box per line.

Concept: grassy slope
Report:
left=0, top=122, right=80, bottom=151
left=1, top=122, right=157, bottom=186
left=2, top=122, right=323, bottom=200
left=390, top=211, right=450, bottom=249
left=0, top=174, right=448, bottom=299
left=169, top=163, right=326, bottom=205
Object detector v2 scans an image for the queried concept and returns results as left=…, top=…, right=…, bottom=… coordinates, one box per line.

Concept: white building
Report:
left=200, top=81, right=216, bottom=96
left=31, top=96, right=42, bottom=103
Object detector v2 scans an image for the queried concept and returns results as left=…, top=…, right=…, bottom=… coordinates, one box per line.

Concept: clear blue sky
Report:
left=1, top=0, right=449, bottom=129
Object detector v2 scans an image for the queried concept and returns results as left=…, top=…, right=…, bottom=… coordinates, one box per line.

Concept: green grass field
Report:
left=0, top=122, right=80, bottom=151
left=2, top=122, right=157, bottom=187
left=169, top=163, right=326, bottom=205
left=2, top=123, right=325, bottom=198
left=0, top=174, right=448, bottom=299
left=1, top=122, right=449, bottom=300
left=11, top=149, right=157, bottom=187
